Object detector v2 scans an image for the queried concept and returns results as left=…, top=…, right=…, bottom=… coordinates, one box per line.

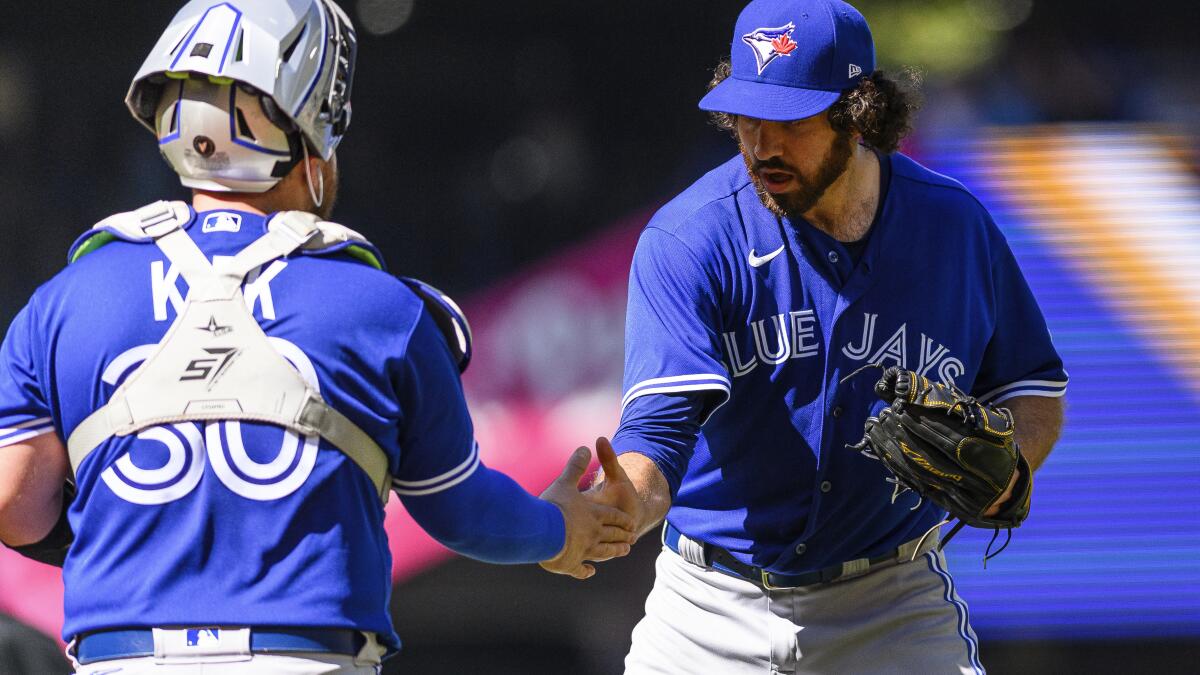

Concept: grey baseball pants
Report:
left=625, top=546, right=985, bottom=674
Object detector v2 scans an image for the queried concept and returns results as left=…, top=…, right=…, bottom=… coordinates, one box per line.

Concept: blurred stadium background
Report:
left=1, top=0, right=1198, bottom=672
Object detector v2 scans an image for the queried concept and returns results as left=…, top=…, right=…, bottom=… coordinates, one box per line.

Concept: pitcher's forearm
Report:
left=1004, top=395, right=1065, bottom=471
left=613, top=452, right=673, bottom=538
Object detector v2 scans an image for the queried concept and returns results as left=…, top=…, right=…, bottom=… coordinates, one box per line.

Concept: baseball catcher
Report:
left=851, top=366, right=1032, bottom=557
left=0, top=1, right=639, bottom=670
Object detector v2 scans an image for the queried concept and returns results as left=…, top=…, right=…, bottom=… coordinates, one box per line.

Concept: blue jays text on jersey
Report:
left=0, top=209, right=564, bottom=650
left=611, top=152, right=1067, bottom=575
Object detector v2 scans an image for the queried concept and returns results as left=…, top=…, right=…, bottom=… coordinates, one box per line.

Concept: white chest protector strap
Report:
left=66, top=201, right=393, bottom=504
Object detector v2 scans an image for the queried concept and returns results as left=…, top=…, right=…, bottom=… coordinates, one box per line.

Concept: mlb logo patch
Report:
left=186, top=628, right=220, bottom=647
left=202, top=212, right=242, bottom=234
left=742, top=22, right=797, bottom=75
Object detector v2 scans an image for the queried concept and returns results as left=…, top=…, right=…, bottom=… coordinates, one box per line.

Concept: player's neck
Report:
left=192, top=192, right=265, bottom=215
left=192, top=172, right=311, bottom=216
left=192, top=191, right=305, bottom=216
left=803, top=144, right=880, bottom=242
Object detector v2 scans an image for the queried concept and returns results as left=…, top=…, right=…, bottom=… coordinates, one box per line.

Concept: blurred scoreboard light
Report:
left=926, top=124, right=1200, bottom=640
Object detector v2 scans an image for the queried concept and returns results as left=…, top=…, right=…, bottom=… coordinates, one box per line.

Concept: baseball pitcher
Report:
left=590, top=1, right=1068, bottom=672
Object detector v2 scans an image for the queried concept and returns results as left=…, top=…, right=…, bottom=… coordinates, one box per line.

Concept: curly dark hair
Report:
left=705, top=59, right=922, bottom=153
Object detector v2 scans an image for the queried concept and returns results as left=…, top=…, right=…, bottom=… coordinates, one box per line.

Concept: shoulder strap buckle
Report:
left=88, top=200, right=193, bottom=242
left=267, top=211, right=322, bottom=245
left=137, top=201, right=192, bottom=238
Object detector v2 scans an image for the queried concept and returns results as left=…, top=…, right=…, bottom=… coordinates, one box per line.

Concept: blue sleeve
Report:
left=971, top=226, right=1069, bottom=404
left=392, top=309, right=563, bottom=563
left=612, top=392, right=708, bottom=499
left=615, top=227, right=730, bottom=494
left=0, top=301, right=56, bottom=449
left=621, top=228, right=731, bottom=413
left=400, top=464, right=564, bottom=564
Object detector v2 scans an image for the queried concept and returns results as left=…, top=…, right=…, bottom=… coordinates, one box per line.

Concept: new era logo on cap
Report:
left=849, top=63, right=862, bottom=78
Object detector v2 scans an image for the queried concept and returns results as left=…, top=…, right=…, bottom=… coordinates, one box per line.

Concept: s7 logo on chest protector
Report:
left=179, top=346, right=240, bottom=390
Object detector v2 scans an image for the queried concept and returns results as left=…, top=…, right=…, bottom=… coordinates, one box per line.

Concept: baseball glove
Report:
left=850, top=367, right=1031, bottom=556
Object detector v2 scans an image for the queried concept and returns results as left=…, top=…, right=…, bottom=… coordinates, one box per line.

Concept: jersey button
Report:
left=832, top=406, right=843, bottom=418
left=827, top=250, right=840, bottom=263
left=795, top=543, right=807, bottom=555
left=820, top=481, right=832, bottom=493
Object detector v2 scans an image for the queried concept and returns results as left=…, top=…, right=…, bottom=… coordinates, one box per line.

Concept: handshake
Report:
left=537, top=437, right=643, bottom=580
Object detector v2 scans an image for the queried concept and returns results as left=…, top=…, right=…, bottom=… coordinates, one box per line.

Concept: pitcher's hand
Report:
left=585, top=437, right=644, bottom=533
left=539, top=446, right=638, bottom=579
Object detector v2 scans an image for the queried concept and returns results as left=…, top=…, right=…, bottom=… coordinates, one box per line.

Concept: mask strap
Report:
left=302, top=142, right=324, bottom=210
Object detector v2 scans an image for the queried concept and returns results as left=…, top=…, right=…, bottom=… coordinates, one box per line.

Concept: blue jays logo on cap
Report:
left=742, top=22, right=798, bottom=75
left=699, top=0, right=876, bottom=122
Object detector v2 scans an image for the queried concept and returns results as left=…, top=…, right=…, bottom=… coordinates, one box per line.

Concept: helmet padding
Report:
left=127, top=0, right=356, bottom=192
left=155, top=78, right=297, bottom=193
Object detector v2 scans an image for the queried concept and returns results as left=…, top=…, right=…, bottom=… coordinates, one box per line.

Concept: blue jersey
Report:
left=0, top=208, right=562, bottom=649
left=612, top=153, right=1067, bottom=574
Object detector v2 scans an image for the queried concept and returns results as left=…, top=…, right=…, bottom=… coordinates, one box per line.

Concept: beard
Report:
left=740, top=131, right=854, bottom=220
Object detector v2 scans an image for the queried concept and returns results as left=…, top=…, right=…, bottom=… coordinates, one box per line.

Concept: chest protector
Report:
left=66, top=202, right=396, bottom=503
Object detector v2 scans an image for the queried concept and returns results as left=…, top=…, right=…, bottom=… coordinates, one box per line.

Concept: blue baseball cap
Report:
left=699, top=0, right=875, bottom=122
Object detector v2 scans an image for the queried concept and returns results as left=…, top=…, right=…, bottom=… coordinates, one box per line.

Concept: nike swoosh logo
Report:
left=748, top=244, right=785, bottom=268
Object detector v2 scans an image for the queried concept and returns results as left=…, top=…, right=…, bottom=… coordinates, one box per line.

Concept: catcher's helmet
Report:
left=126, top=0, right=356, bottom=193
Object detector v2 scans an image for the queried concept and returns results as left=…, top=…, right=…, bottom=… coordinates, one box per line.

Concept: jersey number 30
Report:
left=96, top=339, right=321, bottom=505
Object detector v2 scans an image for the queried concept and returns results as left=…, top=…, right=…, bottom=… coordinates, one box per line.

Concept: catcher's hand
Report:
left=850, top=367, right=1031, bottom=551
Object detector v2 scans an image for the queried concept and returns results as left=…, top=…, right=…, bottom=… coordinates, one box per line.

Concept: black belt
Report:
left=75, top=628, right=364, bottom=665
left=663, top=522, right=927, bottom=590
